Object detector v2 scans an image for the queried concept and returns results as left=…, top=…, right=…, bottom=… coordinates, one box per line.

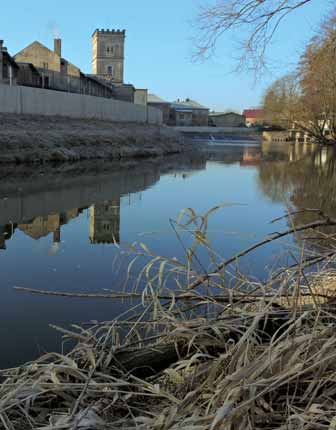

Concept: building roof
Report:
left=171, top=103, right=193, bottom=113
left=147, top=94, right=170, bottom=104
left=15, top=41, right=53, bottom=58
left=210, top=111, right=244, bottom=117
left=16, top=62, right=40, bottom=73
left=85, top=74, right=114, bottom=89
left=173, top=99, right=209, bottom=111
left=175, top=108, right=194, bottom=114
left=14, top=41, right=81, bottom=75
left=243, top=109, right=263, bottom=119
left=2, top=51, right=19, bottom=69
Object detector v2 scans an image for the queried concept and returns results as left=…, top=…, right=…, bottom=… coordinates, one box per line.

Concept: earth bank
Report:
left=0, top=114, right=186, bottom=163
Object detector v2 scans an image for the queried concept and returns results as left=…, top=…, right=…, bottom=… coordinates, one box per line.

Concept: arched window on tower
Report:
left=107, top=47, right=110, bottom=54
left=107, top=65, right=114, bottom=77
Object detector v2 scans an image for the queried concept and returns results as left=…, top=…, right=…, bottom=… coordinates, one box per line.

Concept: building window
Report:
left=107, top=65, right=114, bottom=76
left=180, top=114, right=184, bottom=119
left=107, top=47, right=110, bottom=53
left=42, top=62, right=48, bottom=70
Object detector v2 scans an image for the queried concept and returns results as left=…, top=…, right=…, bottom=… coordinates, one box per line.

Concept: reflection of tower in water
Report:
left=89, top=198, right=121, bottom=245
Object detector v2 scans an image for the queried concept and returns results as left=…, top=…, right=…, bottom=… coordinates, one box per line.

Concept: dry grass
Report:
left=2, top=207, right=336, bottom=429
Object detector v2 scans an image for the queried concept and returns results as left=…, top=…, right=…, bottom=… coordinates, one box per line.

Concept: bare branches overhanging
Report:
left=195, top=0, right=313, bottom=71
left=262, top=11, right=336, bottom=143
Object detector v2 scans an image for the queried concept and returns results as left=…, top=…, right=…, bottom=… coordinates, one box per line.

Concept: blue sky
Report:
left=2, top=1, right=328, bottom=111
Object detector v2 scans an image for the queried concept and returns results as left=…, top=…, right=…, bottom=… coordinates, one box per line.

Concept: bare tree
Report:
left=299, top=16, right=336, bottom=141
left=195, top=0, right=314, bottom=71
left=262, top=74, right=301, bottom=127
left=262, top=11, right=336, bottom=144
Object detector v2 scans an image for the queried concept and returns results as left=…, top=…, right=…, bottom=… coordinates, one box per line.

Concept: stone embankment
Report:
left=0, top=114, right=186, bottom=163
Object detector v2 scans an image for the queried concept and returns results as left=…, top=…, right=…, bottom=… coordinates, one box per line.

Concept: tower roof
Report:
left=92, top=29, right=126, bottom=37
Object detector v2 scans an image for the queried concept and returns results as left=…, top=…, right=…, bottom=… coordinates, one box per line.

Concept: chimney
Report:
left=54, top=38, right=62, bottom=57
left=53, top=227, right=61, bottom=244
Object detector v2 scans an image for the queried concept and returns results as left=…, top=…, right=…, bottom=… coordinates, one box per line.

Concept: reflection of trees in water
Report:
left=258, top=144, right=336, bottom=252
left=258, top=145, right=336, bottom=210
left=258, top=160, right=296, bottom=202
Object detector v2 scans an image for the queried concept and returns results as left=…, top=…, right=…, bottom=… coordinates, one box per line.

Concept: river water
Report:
left=0, top=141, right=335, bottom=368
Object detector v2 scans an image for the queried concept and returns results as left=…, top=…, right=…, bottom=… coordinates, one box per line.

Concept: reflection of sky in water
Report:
left=0, top=143, right=334, bottom=368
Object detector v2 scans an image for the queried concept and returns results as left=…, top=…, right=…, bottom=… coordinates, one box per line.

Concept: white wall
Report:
left=0, top=84, right=162, bottom=124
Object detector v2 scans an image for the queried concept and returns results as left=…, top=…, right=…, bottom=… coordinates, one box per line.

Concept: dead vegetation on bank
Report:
left=2, top=207, right=336, bottom=429
left=0, top=114, right=184, bottom=164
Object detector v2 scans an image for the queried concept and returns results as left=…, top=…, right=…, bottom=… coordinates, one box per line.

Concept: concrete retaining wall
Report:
left=0, top=84, right=162, bottom=124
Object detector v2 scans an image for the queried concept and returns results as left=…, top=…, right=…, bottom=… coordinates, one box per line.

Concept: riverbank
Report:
left=1, top=269, right=336, bottom=429
left=0, top=114, right=187, bottom=163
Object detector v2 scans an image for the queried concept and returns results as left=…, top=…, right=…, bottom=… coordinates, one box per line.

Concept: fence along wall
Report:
left=0, top=84, right=162, bottom=124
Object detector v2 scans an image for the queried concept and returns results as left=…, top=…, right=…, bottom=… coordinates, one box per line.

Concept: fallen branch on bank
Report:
left=14, top=286, right=336, bottom=305
left=189, top=216, right=336, bottom=290
left=1, top=299, right=336, bottom=429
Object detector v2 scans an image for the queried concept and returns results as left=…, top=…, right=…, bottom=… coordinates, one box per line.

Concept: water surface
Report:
left=0, top=142, right=335, bottom=368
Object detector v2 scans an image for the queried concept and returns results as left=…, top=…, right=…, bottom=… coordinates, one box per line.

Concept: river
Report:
left=0, top=141, right=335, bottom=368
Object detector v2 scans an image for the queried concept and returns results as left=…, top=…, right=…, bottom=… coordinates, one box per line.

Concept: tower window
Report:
left=107, top=66, right=114, bottom=76
left=107, top=47, right=110, bottom=53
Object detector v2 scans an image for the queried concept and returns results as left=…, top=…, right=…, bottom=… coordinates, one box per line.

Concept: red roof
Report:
left=243, top=109, right=263, bottom=119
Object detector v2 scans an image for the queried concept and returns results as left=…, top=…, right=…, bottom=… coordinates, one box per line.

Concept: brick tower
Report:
left=92, top=29, right=125, bottom=84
